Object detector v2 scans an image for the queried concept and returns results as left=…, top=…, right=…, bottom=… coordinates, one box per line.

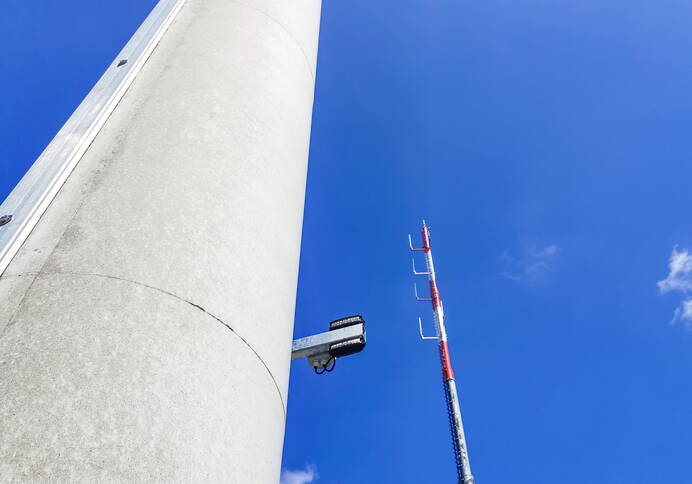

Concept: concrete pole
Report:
left=0, top=0, right=321, bottom=481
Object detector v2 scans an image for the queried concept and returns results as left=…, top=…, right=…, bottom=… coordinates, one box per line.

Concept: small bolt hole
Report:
left=0, top=215, right=13, bottom=227
left=117, top=59, right=128, bottom=67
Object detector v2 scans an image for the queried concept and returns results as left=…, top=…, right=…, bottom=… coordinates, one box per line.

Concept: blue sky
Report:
left=4, top=1, right=692, bottom=483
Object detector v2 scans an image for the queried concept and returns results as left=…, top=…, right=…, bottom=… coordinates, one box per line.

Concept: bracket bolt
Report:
left=0, top=215, right=13, bottom=227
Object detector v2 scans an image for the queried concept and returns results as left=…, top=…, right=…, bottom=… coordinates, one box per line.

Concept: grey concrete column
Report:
left=0, top=0, right=321, bottom=481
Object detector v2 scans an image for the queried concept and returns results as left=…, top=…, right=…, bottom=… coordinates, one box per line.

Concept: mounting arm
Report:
left=291, top=315, right=367, bottom=374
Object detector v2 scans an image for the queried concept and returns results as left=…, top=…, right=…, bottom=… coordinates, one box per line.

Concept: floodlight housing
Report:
left=291, top=315, right=366, bottom=374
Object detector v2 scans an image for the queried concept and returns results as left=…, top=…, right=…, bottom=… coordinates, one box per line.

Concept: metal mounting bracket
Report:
left=292, top=321, right=366, bottom=372
left=418, top=317, right=439, bottom=340
left=412, top=258, right=431, bottom=275
left=414, top=282, right=432, bottom=301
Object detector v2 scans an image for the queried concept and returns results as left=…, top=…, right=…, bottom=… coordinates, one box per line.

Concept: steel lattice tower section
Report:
left=411, top=222, right=475, bottom=484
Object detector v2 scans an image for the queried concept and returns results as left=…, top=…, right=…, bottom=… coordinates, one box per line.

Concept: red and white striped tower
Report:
left=410, top=221, right=475, bottom=484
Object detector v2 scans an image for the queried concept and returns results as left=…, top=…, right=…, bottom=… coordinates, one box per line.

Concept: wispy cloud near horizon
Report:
left=501, top=244, right=560, bottom=282
left=658, top=246, right=692, bottom=326
left=280, top=465, right=318, bottom=484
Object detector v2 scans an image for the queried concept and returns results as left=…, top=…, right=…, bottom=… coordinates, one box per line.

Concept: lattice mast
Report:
left=410, top=221, right=475, bottom=484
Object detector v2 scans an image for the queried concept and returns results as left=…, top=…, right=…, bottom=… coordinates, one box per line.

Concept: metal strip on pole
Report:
left=0, top=0, right=186, bottom=276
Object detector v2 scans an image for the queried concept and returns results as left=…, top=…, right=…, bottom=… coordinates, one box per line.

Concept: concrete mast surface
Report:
left=0, top=0, right=321, bottom=481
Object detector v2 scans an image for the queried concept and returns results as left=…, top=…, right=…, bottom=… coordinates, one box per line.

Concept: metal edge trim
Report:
left=0, top=0, right=186, bottom=277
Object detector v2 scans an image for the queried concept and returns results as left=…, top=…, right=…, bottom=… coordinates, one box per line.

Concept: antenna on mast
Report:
left=409, top=221, right=475, bottom=484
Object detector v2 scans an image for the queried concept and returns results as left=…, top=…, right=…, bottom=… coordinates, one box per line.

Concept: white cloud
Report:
left=501, top=271, right=521, bottom=282
left=532, top=245, right=559, bottom=258
left=658, top=247, right=692, bottom=293
left=525, top=260, right=549, bottom=276
left=658, top=247, right=692, bottom=326
left=280, top=465, right=318, bottom=484
left=501, top=245, right=560, bottom=282
left=671, top=300, right=692, bottom=325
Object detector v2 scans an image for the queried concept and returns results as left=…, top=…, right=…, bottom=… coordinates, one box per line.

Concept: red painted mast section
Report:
left=422, top=224, right=455, bottom=381
left=412, top=222, right=474, bottom=484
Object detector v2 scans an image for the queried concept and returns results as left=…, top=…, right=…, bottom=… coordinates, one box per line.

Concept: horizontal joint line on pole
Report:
left=228, top=0, right=316, bottom=82
left=5, top=270, right=288, bottom=417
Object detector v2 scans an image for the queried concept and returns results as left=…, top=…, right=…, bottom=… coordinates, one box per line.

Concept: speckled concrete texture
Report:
left=0, top=0, right=321, bottom=481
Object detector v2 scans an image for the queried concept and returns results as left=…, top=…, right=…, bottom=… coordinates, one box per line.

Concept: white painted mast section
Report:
left=411, top=222, right=475, bottom=484
left=0, top=0, right=322, bottom=481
